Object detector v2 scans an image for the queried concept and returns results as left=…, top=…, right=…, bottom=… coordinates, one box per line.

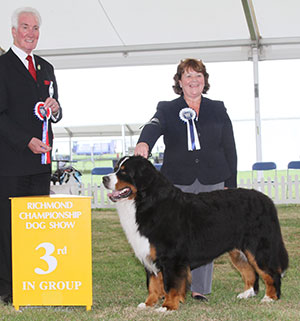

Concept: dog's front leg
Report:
left=140, top=271, right=165, bottom=308
left=161, top=265, right=190, bottom=310
left=162, top=288, right=182, bottom=310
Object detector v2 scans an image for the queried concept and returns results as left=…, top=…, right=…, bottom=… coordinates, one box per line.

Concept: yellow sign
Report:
left=11, top=195, right=92, bottom=311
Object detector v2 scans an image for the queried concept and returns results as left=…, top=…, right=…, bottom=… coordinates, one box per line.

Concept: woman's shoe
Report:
left=191, top=293, right=208, bottom=302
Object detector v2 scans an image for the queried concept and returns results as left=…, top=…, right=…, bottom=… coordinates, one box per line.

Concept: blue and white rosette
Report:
left=179, top=107, right=201, bottom=151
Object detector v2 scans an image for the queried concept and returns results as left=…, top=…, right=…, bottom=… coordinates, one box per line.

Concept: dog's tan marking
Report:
left=187, top=267, right=192, bottom=290
left=159, top=266, right=190, bottom=311
left=145, top=272, right=165, bottom=307
left=115, top=180, right=137, bottom=200
left=229, top=249, right=257, bottom=291
left=162, top=288, right=181, bottom=311
left=150, top=245, right=157, bottom=261
left=245, top=250, right=278, bottom=300
left=177, top=267, right=191, bottom=304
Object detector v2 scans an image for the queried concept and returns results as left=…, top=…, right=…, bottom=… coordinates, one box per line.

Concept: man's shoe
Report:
left=0, top=293, right=12, bottom=304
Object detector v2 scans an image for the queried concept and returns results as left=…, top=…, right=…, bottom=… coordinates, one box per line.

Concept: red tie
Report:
left=26, top=55, right=36, bottom=81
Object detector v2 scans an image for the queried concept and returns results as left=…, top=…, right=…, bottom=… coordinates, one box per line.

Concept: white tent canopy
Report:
left=1, top=0, right=300, bottom=69
left=1, top=0, right=300, bottom=159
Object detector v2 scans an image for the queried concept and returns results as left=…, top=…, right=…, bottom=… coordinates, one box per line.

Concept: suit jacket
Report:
left=138, top=95, right=237, bottom=187
left=0, top=49, right=62, bottom=176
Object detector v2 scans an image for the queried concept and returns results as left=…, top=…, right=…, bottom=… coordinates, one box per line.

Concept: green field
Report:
left=1, top=205, right=300, bottom=320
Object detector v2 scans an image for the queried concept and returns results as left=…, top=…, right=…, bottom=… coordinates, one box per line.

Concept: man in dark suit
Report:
left=0, top=7, right=62, bottom=303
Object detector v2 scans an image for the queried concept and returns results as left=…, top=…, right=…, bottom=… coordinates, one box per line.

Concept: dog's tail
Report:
left=270, top=203, right=289, bottom=299
left=273, top=207, right=289, bottom=275
left=264, top=196, right=289, bottom=275
left=273, top=239, right=289, bottom=299
left=279, top=240, right=289, bottom=276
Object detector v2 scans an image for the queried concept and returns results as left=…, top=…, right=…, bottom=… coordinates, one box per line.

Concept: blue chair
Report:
left=286, top=161, right=300, bottom=195
left=91, top=167, right=114, bottom=185
left=252, top=162, right=277, bottom=185
left=287, top=161, right=300, bottom=173
left=112, top=159, right=119, bottom=168
left=154, top=163, right=162, bottom=171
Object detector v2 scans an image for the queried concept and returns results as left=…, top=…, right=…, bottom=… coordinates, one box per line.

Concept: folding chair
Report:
left=91, top=167, right=114, bottom=186
left=154, top=163, right=162, bottom=171
left=287, top=161, right=300, bottom=176
left=286, top=161, right=300, bottom=196
left=251, top=162, right=277, bottom=185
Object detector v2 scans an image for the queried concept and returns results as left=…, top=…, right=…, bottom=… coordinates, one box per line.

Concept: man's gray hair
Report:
left=11, top=7, right=42, bottom=29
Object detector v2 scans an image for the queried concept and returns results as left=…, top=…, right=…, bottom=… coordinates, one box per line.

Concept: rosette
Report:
left=179, top=107, right=201, bottom=151
left=34, top=102, right=51, bottom=121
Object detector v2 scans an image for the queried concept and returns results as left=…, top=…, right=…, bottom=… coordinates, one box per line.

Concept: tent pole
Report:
left=69, top=137, right=72, bottom=161
left=252, top=47, right=262, bottom=162
left=121, top=124, right=126, bottom=156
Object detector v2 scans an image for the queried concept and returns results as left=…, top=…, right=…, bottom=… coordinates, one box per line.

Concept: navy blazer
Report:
left=138, top=96, right=237, bottom=187
left=0, top=49, right=62, bottom=176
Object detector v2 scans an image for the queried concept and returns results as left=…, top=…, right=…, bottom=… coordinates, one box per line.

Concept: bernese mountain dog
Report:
left=102, top=156, right=289, bottom=311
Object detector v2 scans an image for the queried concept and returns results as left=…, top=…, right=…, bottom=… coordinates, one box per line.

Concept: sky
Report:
left=53, top=59, right=300, bottom=171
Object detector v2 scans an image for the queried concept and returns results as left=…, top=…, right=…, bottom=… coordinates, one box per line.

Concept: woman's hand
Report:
left=134, top=142, right=149, bottom=158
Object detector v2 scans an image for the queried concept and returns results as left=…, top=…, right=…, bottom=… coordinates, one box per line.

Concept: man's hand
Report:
left=28, top=137, right=51, bottom=154
left=44, top=97, right=59, bottom=115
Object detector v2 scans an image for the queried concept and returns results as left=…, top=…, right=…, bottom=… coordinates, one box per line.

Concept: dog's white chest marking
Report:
left=116, top=199, right=159, bottom=275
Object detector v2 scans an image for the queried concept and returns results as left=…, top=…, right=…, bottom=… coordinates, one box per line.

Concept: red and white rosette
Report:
left=34, top=102, right=52, bottom=164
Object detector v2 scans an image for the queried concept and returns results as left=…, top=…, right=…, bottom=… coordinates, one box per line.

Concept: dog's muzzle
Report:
left=107, top=187, right=132, bottom=202
left=102, top=175, right=111, bottom=188
left=103, top=175, right=132, bottom=202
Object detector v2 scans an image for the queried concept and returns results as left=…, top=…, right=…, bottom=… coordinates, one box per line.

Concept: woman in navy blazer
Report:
left=135, top=58, right=237, bottom=302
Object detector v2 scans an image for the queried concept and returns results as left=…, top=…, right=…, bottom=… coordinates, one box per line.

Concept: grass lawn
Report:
left=2, top=205, right=299, bottom=320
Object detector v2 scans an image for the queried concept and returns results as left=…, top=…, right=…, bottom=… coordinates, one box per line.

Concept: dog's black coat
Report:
left=104, top=156, right=289, bottom=307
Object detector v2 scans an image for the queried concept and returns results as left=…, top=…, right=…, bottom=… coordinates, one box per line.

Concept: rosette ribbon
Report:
left=34, top=102, right=52, bottom=164
left=179, top=107, right=201, bottom=151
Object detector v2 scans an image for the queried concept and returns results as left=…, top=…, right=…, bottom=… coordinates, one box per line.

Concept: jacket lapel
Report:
left=7, top=49, right=36, bottom=82
left=34, top=55, right=43, bottom=83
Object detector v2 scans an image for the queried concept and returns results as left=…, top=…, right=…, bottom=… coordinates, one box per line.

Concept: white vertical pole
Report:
left=69, top=137, right=72, bottom=161
left=121, top=124, right=126, bottom=156
left=252, top=47, right=262, bottom=162
left=91, top=143, right=94, bottom=167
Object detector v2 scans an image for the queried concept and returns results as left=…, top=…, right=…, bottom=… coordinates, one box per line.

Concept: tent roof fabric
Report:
left=1, top=0, right=300, bottom=69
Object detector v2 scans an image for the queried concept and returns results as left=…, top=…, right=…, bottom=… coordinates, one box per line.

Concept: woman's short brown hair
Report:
left=173, top=58, right=210, bottom=95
